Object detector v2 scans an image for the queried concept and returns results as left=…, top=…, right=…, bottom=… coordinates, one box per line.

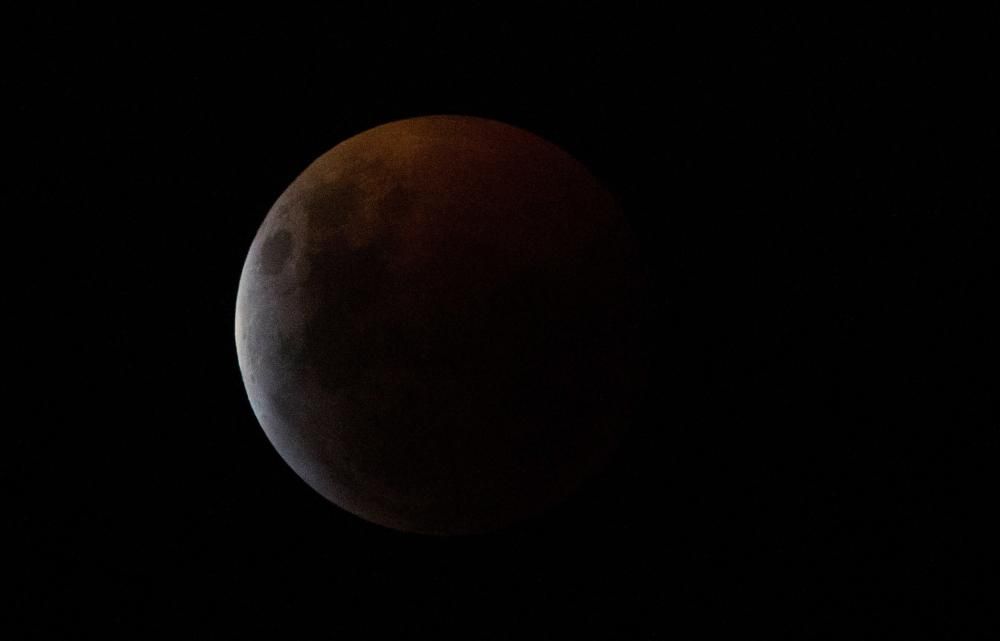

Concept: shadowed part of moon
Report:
left=235, top=115, right=646, bottom=535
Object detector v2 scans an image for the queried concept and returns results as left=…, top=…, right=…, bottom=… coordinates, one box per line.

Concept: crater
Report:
left=259, top=229, right=294, bottom=275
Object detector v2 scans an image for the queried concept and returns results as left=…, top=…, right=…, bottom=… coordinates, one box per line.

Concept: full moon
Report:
left=236, top=116, right=645, bottom=535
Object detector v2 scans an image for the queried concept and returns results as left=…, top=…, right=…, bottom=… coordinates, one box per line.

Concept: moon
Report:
left=236, top=116, right=645, bottom=535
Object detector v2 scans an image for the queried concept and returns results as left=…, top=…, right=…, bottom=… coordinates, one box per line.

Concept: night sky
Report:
left=12, top=7, right=992, bottom=639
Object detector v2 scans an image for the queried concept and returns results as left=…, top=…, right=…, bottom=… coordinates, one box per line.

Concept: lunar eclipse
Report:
left=235, top=116, right=646, bottom=535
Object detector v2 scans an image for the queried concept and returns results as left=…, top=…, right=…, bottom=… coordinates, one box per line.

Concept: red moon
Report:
left=236, top=116, right=645, bottom=534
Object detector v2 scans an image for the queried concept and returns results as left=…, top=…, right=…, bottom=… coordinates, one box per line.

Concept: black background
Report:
left=11, top=6, right=993, bottom=639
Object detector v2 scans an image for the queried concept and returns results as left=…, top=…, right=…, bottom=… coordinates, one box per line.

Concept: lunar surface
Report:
left=236, top=116, right=645, bottom=535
